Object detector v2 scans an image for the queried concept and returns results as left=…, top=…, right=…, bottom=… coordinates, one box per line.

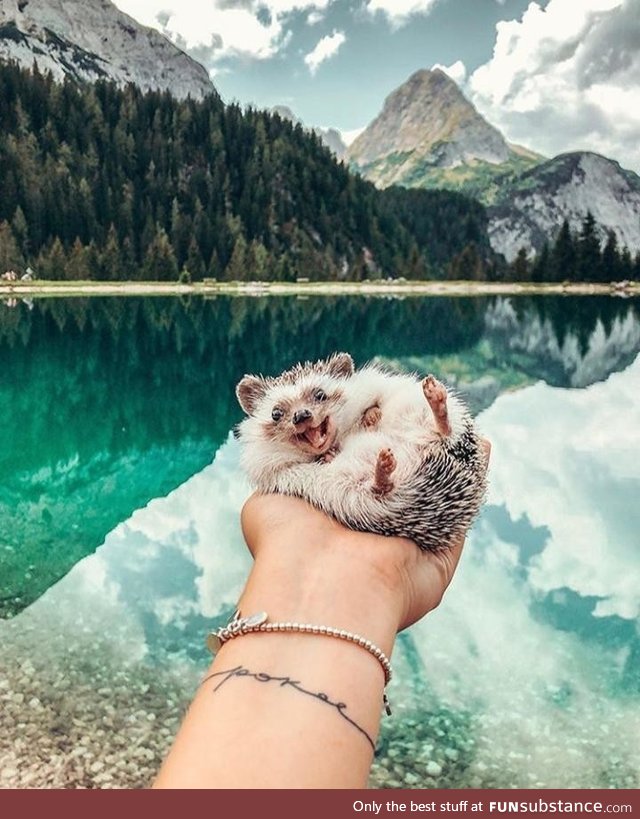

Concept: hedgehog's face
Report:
left=265, top=381, right=342, bottom=455
left=236, top=353, right=354, bottom=457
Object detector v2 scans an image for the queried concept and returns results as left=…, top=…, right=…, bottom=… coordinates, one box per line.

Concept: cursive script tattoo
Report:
left=201, top=665, right=375, bottom=751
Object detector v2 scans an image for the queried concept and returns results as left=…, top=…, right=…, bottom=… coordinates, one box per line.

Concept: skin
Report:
left=153, top=440, right=491, bottom=789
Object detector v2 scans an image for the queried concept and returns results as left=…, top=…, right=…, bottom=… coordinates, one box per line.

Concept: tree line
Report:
left=508, top=213, right=640, bottom=283
left=0, top=62, right=495, bottom=282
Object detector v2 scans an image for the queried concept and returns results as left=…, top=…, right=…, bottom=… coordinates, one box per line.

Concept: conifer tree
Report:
left=405, top=245, right=427, bottom=280
left=512, top=247, right=530, bottom=282
left=207, top=250, right=221, bottom=280
left=120, top=237, right=138, bottom=280
left=532, top=243, right=550, bottom=282
left=100, top=225, right=123, bottom=281
left=40, top=237, right=67, bottom=280
left=550, top=221, right=576, bottom=282
left=576, top=212, right=602, bottom=281
left=226, top=234, right=249, bottom=281
left=11, top=206, right=29, bottom=258
left=246, top=239, right=270, bottom=280
left=0, top=221, right=25, bottom=272
left=67, top=237, right=90, bottom=280
left=601, top=231, right=621, bottom=282
left=185, top=235, right=205, bottom=279
left=620, top=247, right=632, bottom=281
left=143, top=227, right=179, bottom=280
left=449, top=243, right=484, bottom=280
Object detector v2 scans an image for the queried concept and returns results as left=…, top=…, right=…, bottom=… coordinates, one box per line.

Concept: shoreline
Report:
left=1, top=279, right=638, bottom=299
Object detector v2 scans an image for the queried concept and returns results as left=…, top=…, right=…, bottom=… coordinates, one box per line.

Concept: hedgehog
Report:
left=235, top=352, right=488, bottom=552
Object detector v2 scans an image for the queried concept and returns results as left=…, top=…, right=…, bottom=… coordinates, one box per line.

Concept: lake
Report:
left=1, top=294, right=639, bottom=789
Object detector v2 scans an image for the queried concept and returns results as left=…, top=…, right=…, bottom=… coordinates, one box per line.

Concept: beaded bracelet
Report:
left=206, top=609, right=393, bottom=715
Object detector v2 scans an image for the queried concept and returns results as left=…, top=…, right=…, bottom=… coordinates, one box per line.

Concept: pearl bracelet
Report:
left=206, top=610, right=393, bottom=714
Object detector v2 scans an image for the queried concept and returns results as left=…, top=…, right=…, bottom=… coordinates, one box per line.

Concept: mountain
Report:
left=0, top=62, right=496, bottom=283
left=481, top=297, right=640, bottom=389
left=347, top=69, right=541, bottom=195
left=489, top=152, right=640, bottom=262
left=272, top=105, right=347, bottom=160
left=386, top=296, right=640, bottom=415
left=347, top=69, right=640, bottom=267
left=0, top=0, right=213, bottom=99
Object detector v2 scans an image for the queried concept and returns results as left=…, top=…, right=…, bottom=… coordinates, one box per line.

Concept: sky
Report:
left=112, top=0, right=640, bottom=171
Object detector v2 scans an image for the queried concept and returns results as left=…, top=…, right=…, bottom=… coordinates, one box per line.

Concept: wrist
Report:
left=238, top=532, right=406, bottom=656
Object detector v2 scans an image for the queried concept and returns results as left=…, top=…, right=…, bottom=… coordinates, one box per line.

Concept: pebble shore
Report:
left=0, top=651, right=192, bottom=788
left=1, top=623, right=638, bottom=789
left=2, top=646, right=638, bottom=790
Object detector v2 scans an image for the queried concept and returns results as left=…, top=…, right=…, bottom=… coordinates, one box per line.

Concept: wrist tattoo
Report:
left=201, top=664, right=376, bottom=751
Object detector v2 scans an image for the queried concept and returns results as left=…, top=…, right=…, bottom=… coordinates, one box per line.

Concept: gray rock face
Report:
left=488, top=152, right=640, bottom=261
left=484, top=297, right=640, bottom=389
left=347, top=69, right=514, bottom=185
left=0, top=0, right=214, bottom=99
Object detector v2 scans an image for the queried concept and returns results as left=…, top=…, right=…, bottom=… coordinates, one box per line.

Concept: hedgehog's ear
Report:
left=326, top=352, right=354, bottom=379
left=236, top=375, right=268, bottom=415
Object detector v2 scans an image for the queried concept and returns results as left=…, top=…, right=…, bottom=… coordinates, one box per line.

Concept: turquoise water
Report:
left=0, top=295, right=639, bottom=788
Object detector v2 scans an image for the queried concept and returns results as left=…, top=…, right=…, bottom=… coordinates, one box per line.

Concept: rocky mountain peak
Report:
left=347, top=68, right=513, bottom=179
left=0, top=0, right=214, bottom=99
left=488, top=151, right=640, bottom=261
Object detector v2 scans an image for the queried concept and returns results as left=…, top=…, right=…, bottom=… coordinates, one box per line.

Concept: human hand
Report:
left=239, top=438, right=491, bottom=642
left=153, top=439, right=490, bottom=789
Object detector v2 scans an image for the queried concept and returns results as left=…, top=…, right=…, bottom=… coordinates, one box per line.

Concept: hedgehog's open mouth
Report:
left=297, top=416, right=333, bottom=452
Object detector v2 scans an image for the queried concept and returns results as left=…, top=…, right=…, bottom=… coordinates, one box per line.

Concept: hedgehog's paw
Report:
left=373, top=447, right=396, bottom=495
left=361, top=404, right=382, bottom=430
left=422, top=374, right=452, bottom=437
left=317, top=446, right=339, bottom=464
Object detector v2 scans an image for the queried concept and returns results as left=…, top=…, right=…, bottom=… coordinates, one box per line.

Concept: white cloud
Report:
left=366, top=0, right=439, bottom=27
left=264, top=0, right=332, bottom=11
left=304, top=29, right=346, bottom=74
left=480, top=353, right=640, bottom=621
left=410, top=521, right=640, bottom=787
left=113, top=1, right=336, bottom=68
left=113, top=1, right=283, bottom=63
left=469, top=0, right=640, bottom=171
left=118, top=435, right=252, bottom=617
left=431, top=58, right=467, bottom=85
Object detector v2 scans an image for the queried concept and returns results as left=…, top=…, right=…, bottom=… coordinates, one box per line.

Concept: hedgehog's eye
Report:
left=314, top=389, right=328, bottom=402
left=271, top=407, right=284, bottom=422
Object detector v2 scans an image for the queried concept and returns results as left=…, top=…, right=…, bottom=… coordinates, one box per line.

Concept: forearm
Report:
left=154, top=637, right=388, bottom=789
left=151, top=485, right=475, bottom=790
left=153, top=534, right=403, bottom=789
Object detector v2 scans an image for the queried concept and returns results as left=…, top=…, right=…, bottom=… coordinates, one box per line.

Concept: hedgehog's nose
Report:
left=293, top=409, right=312, bottom=426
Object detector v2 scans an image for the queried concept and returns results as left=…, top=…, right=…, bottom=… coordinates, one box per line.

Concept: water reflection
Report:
left=2, top=295, right=638, bottom=616
left=0, top=294, right=639, bottom=788
left=1, top=333, right=639, bottom=787
left=404, top=354, right=640, bottom=788
left=0, top=295, right=487, bottom=616
left=486, top=297, right=640, bottom=388
left=483, top=356, right=640, bottom=621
